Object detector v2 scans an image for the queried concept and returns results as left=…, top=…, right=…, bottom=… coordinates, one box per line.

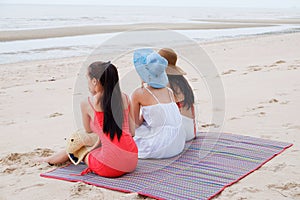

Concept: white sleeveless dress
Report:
left=134, top=87, right=186, bottom=159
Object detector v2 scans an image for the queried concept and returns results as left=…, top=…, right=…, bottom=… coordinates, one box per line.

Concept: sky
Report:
left=0, top=0, right=299, bottom=8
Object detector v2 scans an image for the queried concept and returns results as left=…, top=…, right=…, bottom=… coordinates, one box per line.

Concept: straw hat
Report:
left=158, top=48, right=187, bottom=75
left=133, top=48, right=168, bottom=88
left=66, top=130, right=99, bottom=165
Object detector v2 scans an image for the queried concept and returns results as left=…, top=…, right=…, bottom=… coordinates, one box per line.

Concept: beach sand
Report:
left=0, top=31, right=299, bottom=199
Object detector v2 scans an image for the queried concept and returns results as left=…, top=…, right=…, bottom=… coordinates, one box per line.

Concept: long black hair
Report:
left=88, top=61, right=123, bottom=141
left=168, top=75, right=194, bottom=109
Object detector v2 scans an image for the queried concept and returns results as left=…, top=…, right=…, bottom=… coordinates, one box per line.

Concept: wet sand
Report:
left=0, top=22, right=275, bottom=41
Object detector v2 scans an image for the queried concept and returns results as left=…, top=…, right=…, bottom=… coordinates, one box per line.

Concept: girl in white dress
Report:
left=131, top=48, right=186, bottom=159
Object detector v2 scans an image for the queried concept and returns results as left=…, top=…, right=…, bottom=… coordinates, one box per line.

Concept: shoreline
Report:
left=1, top=31, right=299, bottom=67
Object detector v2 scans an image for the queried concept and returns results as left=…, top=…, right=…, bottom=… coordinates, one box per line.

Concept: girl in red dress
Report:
left=40, top=61, right=138, bottom=177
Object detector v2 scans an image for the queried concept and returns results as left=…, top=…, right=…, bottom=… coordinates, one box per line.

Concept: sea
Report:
left=0, top=4, right=299, bottom=64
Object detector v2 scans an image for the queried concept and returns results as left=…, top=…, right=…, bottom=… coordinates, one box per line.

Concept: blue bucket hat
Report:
left=133, top=48, right=168, bottom=88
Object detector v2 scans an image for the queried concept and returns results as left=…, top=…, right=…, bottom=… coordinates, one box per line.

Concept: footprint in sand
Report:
left=220, top=188, right=239, bottom=198
left=251, top=61, right=286, bottom=73
left=259, top=98, right=280, bottom=104
left=272, top=60, right=300, bottom=71
left=2, top=167, right=18, bottom=174
left=70, top=182, right=104, bottom=199
left=201, top=123, right=220, bottom=128
left=267, top=64, right=277, bottom=68
left=0, top=148, right=58, bottom=176
left=257, top=112, right=266, bottom=117
left=0, top=153, right=23, bottom=165
left=269, top=163, right=287, bottom=172
left=247, top=65, right=262, bottom=72
left=268, top=98, right=279, bottom=103
left=70, top=182, right=92, bottom=196
left=229, top=117, right=240, bottom=121
left=48, top=76, right=56, bottom=82
left=222, top=69, right=236, bottom=75
left=243, top=187, right=261, bottom=193
left=267, top=182, right=300, bottom=198
left=275, top=60, right=286, bottom=64
left=0, top=153, right=27, bottom=175
left=244, top=105, right=266, bottom=118
left=36, top=76, right=56, bottom=82
left=287, top=65, right=300, bottom=70
left=0, top=148, right=54, bottom=169
left=49, top=112, right=63, bottom=118
left=247, top=105, right=264, bottom=112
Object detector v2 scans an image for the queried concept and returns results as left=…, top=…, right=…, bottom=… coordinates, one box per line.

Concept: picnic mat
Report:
left=41, top=132, right=292, bottom=200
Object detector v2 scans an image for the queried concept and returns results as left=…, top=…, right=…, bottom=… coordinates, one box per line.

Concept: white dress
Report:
left=176, top=101, right=197, bottom=141
left=181, top=115, right=196, bottom=141
left=134, top=87, right=186, bottom=159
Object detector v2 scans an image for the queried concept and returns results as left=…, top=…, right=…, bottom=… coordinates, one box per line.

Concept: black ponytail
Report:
left=88, top=61, right=123, bottom=141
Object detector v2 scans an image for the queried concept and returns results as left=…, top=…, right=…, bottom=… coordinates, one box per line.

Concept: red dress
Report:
left=84, top=97, right=138, bottom=177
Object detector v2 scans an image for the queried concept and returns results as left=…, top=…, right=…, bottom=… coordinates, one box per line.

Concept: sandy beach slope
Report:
left=0, top=32, right=299, bottom=199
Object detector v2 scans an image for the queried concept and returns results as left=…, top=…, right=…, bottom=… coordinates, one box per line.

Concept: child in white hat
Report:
left=132, top=48, right=185, bottom=159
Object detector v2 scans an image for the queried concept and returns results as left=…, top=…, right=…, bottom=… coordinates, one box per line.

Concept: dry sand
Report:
left=0, top=31, right=300, bottom=199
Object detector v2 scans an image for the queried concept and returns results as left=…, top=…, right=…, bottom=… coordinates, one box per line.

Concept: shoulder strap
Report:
left=166, top=87, right=175, bottom=102
left=124, top=93, right=130, bottom=110
left=144, top=87, right=160, bottom=103
left=88, top=97, right=96, bottom=112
